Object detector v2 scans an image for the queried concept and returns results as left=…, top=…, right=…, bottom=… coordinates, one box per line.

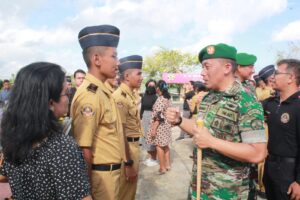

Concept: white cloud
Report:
left=272, top=20, right=300, bottom=41
left=0, top=0, right=289, bottom=79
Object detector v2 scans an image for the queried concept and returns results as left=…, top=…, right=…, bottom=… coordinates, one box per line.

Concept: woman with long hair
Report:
left=0, top=62, right=91, bottom=200
left=146, top=80, right=172, bottom=174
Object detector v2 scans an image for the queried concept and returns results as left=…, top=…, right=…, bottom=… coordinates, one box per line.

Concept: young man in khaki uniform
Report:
left=71, top=25, right=134, bottom=200
left=112, top=55, right=143, bottom=200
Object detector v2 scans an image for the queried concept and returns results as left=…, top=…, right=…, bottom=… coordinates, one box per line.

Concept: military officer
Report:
left=112, top=55, right=143, bottom=200
left=263, top=59, right=300, bottom=200
left=166, top=43, right=267, bottom=199
left=235, top=52, right=257, bottom=96
left=71, top=25, right=132, bottom=200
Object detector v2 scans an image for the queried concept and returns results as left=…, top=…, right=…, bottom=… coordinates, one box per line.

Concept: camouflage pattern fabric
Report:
left=188, top=80, right=266, bottom=200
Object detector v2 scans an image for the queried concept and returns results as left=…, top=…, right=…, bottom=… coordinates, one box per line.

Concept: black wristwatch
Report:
left=124, top=159, right=134, bottom=167
left=173, top=116, right=183, bottom=126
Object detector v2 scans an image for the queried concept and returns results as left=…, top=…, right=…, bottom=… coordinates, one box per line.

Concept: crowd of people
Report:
left=0, top=23, right=300, bottom=200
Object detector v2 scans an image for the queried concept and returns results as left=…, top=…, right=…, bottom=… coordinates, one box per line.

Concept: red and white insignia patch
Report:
left=81, top=105, right=94, bottom=117
left=280, top=113, right=289, bottom=123
left=117, top=102, right=124, bottom=108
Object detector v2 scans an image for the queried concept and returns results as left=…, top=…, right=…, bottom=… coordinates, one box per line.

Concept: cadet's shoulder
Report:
left=112, top=88, right=127, bottom=99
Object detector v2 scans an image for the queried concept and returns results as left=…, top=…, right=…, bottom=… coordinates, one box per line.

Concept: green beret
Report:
left=236, top=53, right=257, bottom=66
left=198, top=43, right=237, bottom=63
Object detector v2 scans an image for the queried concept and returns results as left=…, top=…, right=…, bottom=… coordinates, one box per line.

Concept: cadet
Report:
left=166, top=43, right=267, bottom=199
left=105, top=75, right=119, bottom=94
left=263, top=59, right=300, bottom=200
left=112, top=55, right=143, bottom=200
left=235, top=52, right=257, bottom=96
left=71, top=25, right=132, bottom=200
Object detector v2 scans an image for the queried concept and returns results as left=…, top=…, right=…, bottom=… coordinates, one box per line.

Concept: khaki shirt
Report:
left=71, top=73, right=125, bottom=164
left=112, top=83, right=142, bottom=137
left=104, top=81, right=116, bottom=94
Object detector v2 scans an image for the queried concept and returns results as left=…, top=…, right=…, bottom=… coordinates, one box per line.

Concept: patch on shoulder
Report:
left=281, top=113, right=290, bottom=123
left=117, top=102, right=124, bottom=108
left=81, top=105, right=95, bottom=117
left=121, top=91, right=126, bottom=97
left=87, top=84, right=98, bottom=93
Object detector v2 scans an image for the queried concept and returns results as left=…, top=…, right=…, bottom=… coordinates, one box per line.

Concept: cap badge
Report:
left=207, top=46, right=215, bottom=55
left=280, top=113, right=290, bottom=123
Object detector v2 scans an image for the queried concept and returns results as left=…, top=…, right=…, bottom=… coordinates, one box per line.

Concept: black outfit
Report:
left=262, top=91, right=300, bottom=200
left=140, top=93, right=157, bottom=119
left=183, top=90, right=195, bottom=110
left=1, top=134, right=90, bottom=200
left=66, top=87, right=76, bottom=117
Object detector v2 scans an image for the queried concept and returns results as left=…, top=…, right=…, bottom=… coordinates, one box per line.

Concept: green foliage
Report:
left=143, top=47, right=198, bottom=79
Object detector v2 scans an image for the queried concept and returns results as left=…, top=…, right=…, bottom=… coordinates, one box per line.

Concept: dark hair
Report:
left=82, top=46, right=108, bottom=68
left=277, top=59, right=300, bottom=86
left=66, top=75, right=72, bottom=83
left=73, top=69, right=86, bottom=78
left=3, top=79, right=10, bottom=83
left=157, top=80, right=170, bottom=99
left=193, top=81, right=206, bottom=92
left=145, top=79, right=156, bottom=88
left=1, top=62, right=65, bottom=165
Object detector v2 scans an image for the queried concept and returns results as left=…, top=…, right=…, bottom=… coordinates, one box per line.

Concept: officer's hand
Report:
left=165, top=107, right=180, bottom=125
left=192, top=126, right=215, bottom=149
left=125, top=166, right=137, bottom=183
left=288, top=181, right=300, bottom=200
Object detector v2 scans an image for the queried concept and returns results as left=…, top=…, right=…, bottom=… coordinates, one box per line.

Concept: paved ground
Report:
left=136, top=126, right=194, bottom=200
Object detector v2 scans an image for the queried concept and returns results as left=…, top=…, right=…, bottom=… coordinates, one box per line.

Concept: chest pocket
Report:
left=210, top=100, right=239, bottom=141
left=101, top=100, right=116, bottom=125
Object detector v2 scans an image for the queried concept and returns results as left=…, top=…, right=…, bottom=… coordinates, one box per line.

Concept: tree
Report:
left=143, top=47, right=198, bottom=79
left=276, top=42, right=300, bottom=61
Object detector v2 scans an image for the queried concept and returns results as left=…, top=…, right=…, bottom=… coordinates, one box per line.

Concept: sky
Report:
left=0, top=0, right=300, bottom=79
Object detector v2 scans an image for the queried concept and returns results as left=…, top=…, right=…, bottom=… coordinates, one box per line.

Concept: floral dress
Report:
left=146, top=96, right=172, bottom=147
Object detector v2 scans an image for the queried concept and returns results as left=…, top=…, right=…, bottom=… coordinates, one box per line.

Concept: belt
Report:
left=127, top=137, right=140, bottom=142
left=92, top=164, right=121, bottom=171
left=267, top=154, right=296, bottom=163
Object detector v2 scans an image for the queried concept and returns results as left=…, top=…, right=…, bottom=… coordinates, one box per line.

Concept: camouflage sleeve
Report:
left=238, top=94, right=267, bottom=144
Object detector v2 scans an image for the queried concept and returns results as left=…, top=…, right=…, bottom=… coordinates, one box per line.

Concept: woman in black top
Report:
left=0, top=62, right=91, bottom=200
left=141, top=79, right=158, bottom=166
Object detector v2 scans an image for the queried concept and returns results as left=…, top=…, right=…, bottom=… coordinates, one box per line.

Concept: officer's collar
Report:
left=281, top=90, right=300, bottom=104
left=120, top=83, right=135, bottom=98
left=209, top=80, right=241, bottom=97
left=85, top=73, right=111, bottom=95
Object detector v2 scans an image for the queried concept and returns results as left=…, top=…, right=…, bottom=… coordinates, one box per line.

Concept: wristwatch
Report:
left=173, top=116, right=183, bottom=126
left=124, top=159, right=134, bottom=167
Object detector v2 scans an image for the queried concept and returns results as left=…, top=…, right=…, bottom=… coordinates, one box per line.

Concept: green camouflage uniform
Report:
left=188, top=80, right=266, bottom=200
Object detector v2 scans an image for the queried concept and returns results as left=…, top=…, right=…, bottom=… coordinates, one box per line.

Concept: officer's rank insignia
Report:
left=207, top=46, right=215, bottom=55
left=87, top=84, right=98, bottom=93
left=81, top=105, right=94, bottom=117
left=117, top=102, right=124, bottom=108
left=280, top=113, right=289, bottom=123
left=121, top=92, right=126, bottom=97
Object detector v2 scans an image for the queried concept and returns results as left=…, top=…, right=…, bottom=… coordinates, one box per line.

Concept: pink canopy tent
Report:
left=162, top=73, right=203, bottom=84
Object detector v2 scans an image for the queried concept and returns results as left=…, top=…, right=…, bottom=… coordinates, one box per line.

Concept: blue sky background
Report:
left=0, top=0, right=299, bottom=79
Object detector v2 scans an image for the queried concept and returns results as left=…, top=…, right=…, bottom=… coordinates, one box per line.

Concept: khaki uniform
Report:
left=256, top=86, right=274, bottom=101
left=105, top=81, right=116, bottom=94
left=71, top=73, right=125, bottom=200
left=112, top=83, right=142, bottom=200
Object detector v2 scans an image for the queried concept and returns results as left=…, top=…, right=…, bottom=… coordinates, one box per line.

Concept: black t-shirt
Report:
left=140, top=94, right=157, bottom=118
left=183, top=91, right=195, bottom=110
left=263, top=91, right=300, bottom=179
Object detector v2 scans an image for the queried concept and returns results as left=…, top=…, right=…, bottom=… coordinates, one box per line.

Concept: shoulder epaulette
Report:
left=121, top=91, right=126, bottom=97
left=87, top=84, right=98, bottom=93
